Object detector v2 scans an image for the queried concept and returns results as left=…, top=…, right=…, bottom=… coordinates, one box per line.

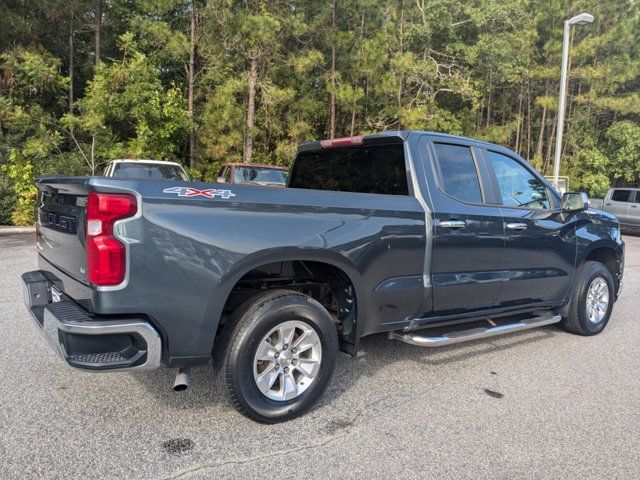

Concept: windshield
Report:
left=234, top=166, right=288, bottom=186
left=113, top=163, right=189, bottom=181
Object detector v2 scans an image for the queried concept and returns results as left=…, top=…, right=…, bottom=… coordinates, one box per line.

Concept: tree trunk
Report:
left=396, top=1, right=404, bottom=111
left=514, top=81, right=524, bottom=153
left=244, top=56, right=258, bottom=163
left=329, top=0, right=336, bottom=138
left=535, top=80, right=550, bottom=161
left=535, top=104, right=547, bottom=164
left=350, top=10, right=365, bottom=136
left=69, top=8, right=75, bottom=113
left=95, top=0, right=101, bottom=67
left=485, top=71, right=492, bottom=129
left=90, top=136, right=96, bottom=175
left=526, top=79, right=531, bottom=160
left=188, top=0, right=196, bottom=168
left=543, top=112, right=557, bottom=175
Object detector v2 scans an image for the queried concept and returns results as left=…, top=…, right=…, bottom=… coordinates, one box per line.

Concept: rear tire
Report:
left=561, top=261, right=615, bottom=336
left=215, top=289, right=338, bottom=423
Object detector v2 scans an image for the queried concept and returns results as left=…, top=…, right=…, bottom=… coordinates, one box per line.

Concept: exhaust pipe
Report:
left=173, top=367, right=191, bottom=392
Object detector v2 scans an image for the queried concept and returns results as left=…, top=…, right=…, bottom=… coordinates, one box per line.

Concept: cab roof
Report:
left=109, top=159, right=184, bottom=167
left=297, top=130, right=509, bottom=153
left=222, top=162, right=287, bottom=170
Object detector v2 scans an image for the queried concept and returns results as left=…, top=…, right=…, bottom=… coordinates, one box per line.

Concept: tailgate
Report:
left=36, top=177, right=90, bottom=286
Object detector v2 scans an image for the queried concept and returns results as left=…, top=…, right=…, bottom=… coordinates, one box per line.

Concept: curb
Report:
left=0, top=226, right=35, bottom=235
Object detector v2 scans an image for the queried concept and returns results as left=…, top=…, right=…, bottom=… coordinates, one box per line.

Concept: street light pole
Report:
left=552, top=12, right=594, bottom=190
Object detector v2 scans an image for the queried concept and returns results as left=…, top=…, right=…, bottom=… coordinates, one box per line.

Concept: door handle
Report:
left=506, top=222, right=527, bottom=231
left=440, top=220, right=466, bottom=229
left=631, top=205, right=638, bottom=208
left=605, top=203, right=611, bottom=206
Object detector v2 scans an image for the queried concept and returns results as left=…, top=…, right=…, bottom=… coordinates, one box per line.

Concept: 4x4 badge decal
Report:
left=163, top=186, right=236, bottom=199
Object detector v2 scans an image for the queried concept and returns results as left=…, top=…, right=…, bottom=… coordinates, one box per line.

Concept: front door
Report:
left=421, top=138, right=505, bottom=315
left=605, top=189, right=632, bottom=226
left=481, top=149, right=576, bottom=306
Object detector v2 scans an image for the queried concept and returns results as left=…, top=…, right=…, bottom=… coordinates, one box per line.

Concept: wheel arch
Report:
left=203, top=247, right=365, bottom=356
left=582, top=243, right=623, bottom=294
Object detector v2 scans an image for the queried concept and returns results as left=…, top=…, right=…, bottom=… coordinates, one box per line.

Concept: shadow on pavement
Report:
left=129, top=324, right=559, bottom=410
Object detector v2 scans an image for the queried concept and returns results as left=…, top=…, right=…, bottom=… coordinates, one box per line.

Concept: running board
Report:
left=387, top=313, right=561, bottom=347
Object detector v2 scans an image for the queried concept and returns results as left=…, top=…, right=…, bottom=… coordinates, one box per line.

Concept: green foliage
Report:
left=72, top=37, right=190, bottom=162
left=573, top=145, right=612, bottom=198
left=1, top=0, right=640, bottom=224
left=0, top=47, right=69, bottom=224
left=0, top=178, right=15, bottom=225
left=606, top=121, right=640, bottom=183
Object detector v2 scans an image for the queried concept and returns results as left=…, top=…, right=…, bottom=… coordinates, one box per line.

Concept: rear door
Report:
left=605, top=189, right=632, bottom=225
left=420, top=137, right=504, bottom=315
left=481, top=149, right=576, bottom=306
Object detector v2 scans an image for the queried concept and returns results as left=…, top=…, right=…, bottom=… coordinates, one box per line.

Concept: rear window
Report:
left=289, top=144, right=409, bottom=195
left=433, top=143, right=482, bottom=203
left=113, top=163, right=189, bottom=181
left=611, top=189, right=632, bottom=202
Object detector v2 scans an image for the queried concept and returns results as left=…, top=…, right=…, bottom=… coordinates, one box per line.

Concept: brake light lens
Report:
left=320, top=135, right=364, bottom=148
left=86, top=192, right=137, bottom=286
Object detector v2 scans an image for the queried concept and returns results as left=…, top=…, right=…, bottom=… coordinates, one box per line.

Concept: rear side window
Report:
left=289, top=144, right=408, bottom=195
left=611, top=189, right=632, bottom=202
left=433, top=143, right=483, bottom=203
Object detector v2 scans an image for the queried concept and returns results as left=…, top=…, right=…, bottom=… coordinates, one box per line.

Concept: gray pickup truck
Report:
left=23, top=131, right=624, bottom=422
left=599, top=188, right=640, bottom=232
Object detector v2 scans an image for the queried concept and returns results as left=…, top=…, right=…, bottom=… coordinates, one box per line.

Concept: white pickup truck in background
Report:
left=103, top=159, right=190, bottom=181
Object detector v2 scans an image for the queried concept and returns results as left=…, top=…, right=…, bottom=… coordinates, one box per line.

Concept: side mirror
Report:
left=216, top=176, right=226, bottom=183
left=562, top=192, right=589, bottom=212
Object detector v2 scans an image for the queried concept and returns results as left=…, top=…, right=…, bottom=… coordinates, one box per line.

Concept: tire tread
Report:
left=561, top=261, right=613, bottom=336
left=214, top=289, right=334, bottom=423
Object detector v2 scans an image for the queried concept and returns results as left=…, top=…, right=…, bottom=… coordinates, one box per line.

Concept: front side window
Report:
left=611, top=189, right=632, bottom=202
left=487, top=151, right=550, bottom=210
left=433, top=143, right=483, bottom=203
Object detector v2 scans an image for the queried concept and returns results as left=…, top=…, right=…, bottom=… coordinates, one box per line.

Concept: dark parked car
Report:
left=216, top=162, right=288, bottom=187
left=23, top=131, right=624, bottom=423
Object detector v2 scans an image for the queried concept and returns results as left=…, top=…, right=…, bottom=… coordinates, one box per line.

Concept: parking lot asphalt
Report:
left=1, top=233, right=639, bottom=480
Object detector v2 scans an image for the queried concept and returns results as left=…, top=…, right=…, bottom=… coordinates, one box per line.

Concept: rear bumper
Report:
left=22, top=270, right=161, bottom=371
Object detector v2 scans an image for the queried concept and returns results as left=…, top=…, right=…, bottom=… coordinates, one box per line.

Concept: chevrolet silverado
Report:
left=23, top=131, right=624, bottom=422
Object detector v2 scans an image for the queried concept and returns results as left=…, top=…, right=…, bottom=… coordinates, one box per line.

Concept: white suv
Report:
left=103, top=159, right=190, bottom=181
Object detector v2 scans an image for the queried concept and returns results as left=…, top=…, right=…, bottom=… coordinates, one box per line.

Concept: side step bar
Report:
left=388, top=312, right=561, bottom=347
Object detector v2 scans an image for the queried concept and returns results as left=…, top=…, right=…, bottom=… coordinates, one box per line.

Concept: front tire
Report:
left=216, top=290, right=338, bottom=423
left=561, top=261, right=615, bottom=336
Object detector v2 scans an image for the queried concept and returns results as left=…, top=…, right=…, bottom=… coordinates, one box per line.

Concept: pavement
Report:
left=1, top=233, right=639, bottom=480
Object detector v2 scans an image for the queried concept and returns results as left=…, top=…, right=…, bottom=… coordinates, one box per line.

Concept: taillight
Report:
left=320, top=135, right=364, bottom=148
left=86, top=192, right=137, bottom=286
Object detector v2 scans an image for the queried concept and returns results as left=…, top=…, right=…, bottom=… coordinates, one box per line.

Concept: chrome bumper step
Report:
left=388, top=312, right=561, bottom=347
